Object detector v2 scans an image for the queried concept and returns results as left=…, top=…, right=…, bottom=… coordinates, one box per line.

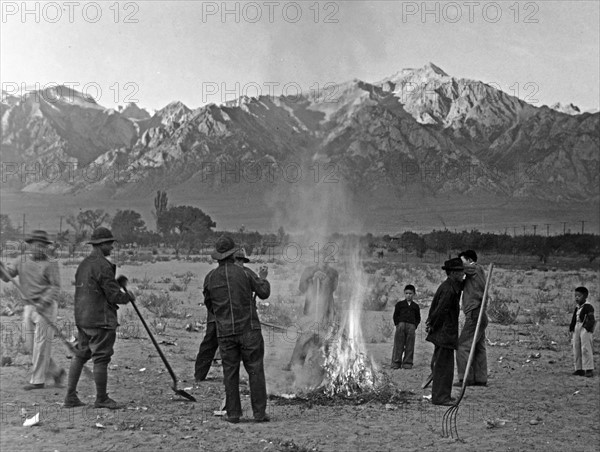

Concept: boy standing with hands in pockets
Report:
left=570, top=286, right=595, bottom=378
left=391, top=284, right=421, bottom=369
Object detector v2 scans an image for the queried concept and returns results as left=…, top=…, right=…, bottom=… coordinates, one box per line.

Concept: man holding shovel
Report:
left=0, top=230, right=65, bottom=390
left=63, top=227, right=135, bottom=409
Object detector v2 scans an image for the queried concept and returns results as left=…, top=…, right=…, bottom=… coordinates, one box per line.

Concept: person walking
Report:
left=0, top=230, right=65, bottom=390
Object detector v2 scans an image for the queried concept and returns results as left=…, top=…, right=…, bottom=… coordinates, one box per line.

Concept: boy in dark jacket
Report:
left=391, top=285, right=421, bottom=369
left=569, top=287, right=595, bottom=378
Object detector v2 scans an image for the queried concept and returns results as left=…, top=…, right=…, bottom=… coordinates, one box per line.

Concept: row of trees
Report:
left=1, top=191, right=598, bottom=262
left=374, top=229, right=600, bottom=263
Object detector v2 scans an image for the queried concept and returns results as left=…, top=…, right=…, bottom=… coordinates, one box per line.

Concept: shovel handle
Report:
left=128, top=298, right=179, bottom=385
left=0, top=264, right=79, bottom=356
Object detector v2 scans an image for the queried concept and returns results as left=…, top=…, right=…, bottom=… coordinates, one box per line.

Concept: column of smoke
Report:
left=265, top=159, right=379, bottom=393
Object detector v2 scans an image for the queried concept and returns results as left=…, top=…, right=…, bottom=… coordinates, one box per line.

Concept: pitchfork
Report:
left=442, top=263, right=494, bottom=439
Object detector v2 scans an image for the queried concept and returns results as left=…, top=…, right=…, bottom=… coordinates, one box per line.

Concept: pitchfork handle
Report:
left=459, top=263, right=494, bottom=398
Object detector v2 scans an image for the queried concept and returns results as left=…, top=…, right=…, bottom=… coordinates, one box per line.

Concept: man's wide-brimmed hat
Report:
left=88, top=227, right=117, bottom=245
left=234, top=247, right=250, bottom=263
left=211, top=235, right=239, bottom=260
left=25, top=230, right=52, bottom=244
left=442, top=257, right=464, bottom=271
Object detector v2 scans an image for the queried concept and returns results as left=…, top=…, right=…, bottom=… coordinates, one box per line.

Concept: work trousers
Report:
left=573, top=323, right=594, bottom=371
left=431, top=345, right=454, bottom=404
left=456, top=309, right=488, bottom=384
left=392, top=322, right=416, bottom=368
left=218, top=329, right=267, bottom=420
left=67, top=327, right=116, bottom=400
left=22, top=303, right=61, bottom=384
left=194, top=322, right=220, bottom=381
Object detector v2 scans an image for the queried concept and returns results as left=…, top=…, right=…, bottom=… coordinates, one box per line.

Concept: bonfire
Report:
left=321, top=248, right=382, bottom=397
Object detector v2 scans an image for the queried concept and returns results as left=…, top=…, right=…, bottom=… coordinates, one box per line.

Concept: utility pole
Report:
left=522, top=225, right=526, bottom=235
left=562, top=222, right=567, bottom=235
left=533, top=225, right=537, bottom=236
left=581, top=220, right=586, bottom=234
left=59, top=216, right=63, bottom=235
left=545, top=223, right=551, bottom=236
left=22, top=214, right=26, bottom=241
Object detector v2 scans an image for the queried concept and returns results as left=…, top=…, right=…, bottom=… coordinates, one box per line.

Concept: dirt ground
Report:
left=1, top=258, right=598, bottom=452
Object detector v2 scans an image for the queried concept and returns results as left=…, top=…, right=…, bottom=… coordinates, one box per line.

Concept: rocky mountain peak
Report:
left=549, top=102, right=582, bottom=115
left=120, top=102, right=151, bottom=120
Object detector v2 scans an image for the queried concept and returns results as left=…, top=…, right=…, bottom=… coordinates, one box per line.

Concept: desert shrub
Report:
left=139, top=292, right=186, bottom=318
left=152, top=248, right=159, bottom=255
left=487, top=295, right=520, bottom=325
left=377, top=315, right=394, bottom=342
left=169, top=282, right=184, bottom=292
left=533, top=290, right=552, bottom=305
left=57, top=291, right=74, bottom=309
left=138, top=275, right=155, bottom=291
left=257, top=299, right=299, bottom=326
left=531, top=305, right=552, bottom=324
left=130, top=254, right=155, bottom=263
left=0, top=286, right=22, bottom=316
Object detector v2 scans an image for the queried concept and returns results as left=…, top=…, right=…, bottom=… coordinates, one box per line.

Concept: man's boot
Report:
left=63, top=357, right=86, bottom=408
left=93, top=363, right=122, bottom=409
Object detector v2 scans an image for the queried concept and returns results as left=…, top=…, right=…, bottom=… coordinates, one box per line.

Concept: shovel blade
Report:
left=173, top=388, right=197, bottom=402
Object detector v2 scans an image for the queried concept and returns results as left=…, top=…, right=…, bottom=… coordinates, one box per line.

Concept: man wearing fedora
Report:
left=0, top=230, right=65, bottom=390
left=425, top=257, right=464, bottom=406
left=194, top=248, right=256, bottom=384
left=203, top=236, right=271, bottom=423
left=63, top=227, right=134, bottom=409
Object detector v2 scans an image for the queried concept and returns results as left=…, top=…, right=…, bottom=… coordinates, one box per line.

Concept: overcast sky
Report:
left=2, top=1, right=599, bottom=111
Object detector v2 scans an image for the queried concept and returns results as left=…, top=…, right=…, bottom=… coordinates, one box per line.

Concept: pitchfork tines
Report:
left=441, top=263, right=494, bottom=439
left=442, top=394, right=462, bottom=439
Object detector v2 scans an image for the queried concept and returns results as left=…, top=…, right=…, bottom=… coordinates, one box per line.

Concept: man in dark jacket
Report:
left=455, top=250, right=488, bottom=387
left=391, top=284, right=421, bottom=369
left=63, top=227, right=134, bottom=409
left=194, top=248, right=251, bottom=383
left=204, top=236, right=270, bottom=423
left=425, top=258, right=464, bottom=406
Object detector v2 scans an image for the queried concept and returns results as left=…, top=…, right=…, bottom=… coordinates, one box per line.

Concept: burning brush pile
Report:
left=274, top=248, right=412, bottom=406
left=322, top=314, right=380, bottom=397
left=322, top=249, right=381, bottom=396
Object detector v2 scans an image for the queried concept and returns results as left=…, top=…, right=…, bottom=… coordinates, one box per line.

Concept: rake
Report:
left=442, top=263, right=494, bottom=439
